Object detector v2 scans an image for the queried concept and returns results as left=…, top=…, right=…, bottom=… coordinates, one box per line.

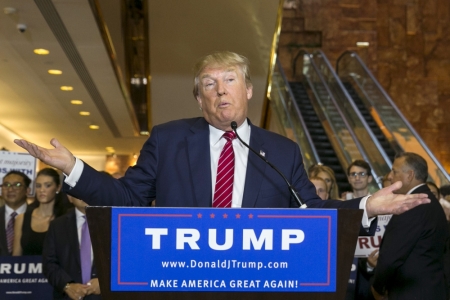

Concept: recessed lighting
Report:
left=60, top=86, right=73, bottom=91
left=48, top=69, right=62, bottom=75
left=140, top=131, right=150, bottom=136
left=79, top=111, right=90, bottom=116
left=106, top=147, right=115, bottom=152
left=33, top=48, right=49, bottom=55
left=356, top=42, right=370, bottom=47
left=89, top=125, right=99, bottom=130
left=70, top=100, right=83, bottom=105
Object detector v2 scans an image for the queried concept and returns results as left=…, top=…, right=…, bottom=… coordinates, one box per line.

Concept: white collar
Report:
left=5, top=202, right=27, bottom=215
left=406, top=183, right=426, bottom=195
left=209, top=119, right=250, bottom=146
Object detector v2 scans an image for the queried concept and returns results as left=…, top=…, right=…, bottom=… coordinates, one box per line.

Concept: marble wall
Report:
left=279, top=0, right=450, bottom=175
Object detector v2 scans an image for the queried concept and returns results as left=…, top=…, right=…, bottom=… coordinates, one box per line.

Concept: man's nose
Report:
left=216, top=81, right=227, bottom=96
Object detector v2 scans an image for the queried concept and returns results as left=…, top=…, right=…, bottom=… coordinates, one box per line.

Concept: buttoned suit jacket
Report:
left=42, top=208, right=100, bottom=300
left=0, top=204, right=27, bottom=256
left=372, top=184, right=449, bottom=299
left=65, top=118, right=373, bottom=232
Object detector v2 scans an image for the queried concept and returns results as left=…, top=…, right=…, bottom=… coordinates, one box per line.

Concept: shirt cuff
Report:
left=64, top=157, right=84, bottom=187
left=360, top=195, right=375, bottom=228
left=366, top=262, right=374, bottom=272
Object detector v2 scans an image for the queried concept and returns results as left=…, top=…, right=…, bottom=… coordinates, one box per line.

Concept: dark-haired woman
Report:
left=13, top=168, right=68, bottom=256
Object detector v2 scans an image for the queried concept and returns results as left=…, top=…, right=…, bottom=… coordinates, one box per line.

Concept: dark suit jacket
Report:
left=372, top=184, right=449, bottom=299
left=42, top=208, right=100, bottom=299
left=67, top=118, right=363, bottom=207
left=65, top=118, right=374, bottom=234
left=0, top=204, right=28, bottom=256
left=0, top=206, right=8, bottom=256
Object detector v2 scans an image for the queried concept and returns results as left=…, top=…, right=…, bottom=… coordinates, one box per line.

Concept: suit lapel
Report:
left=186, top=118, right=212, bottom=207
left=242, top=124, right=267, bottom=208
left=67, top=210, right=81, bottom=269
left=0, top=206, right=7, bottom=255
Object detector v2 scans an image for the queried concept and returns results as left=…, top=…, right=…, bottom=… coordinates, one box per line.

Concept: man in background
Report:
left=43, top=195, right=100, bottom=299
left=0, top=171, right=29, bottom=255
left=372, top=152, right=449, bottom=299
left=345, top=160, right=373, bottom=200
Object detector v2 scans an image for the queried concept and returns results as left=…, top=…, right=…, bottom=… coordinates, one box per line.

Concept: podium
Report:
left=86, top=207, right=362, bottom=299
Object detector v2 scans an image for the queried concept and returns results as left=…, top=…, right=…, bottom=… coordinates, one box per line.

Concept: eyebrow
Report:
left=200, top=68, right=237, bottom=80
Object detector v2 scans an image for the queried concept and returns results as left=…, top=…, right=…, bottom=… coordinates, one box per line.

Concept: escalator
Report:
left=289, top=82, right=350, bottom=192
left=342, top=82, right=397, bottom=162
left=270, top=52, right=384, bottom=195
left=336, top=51, right=450, bottom=186
left=268, top=49, right=449, bottom=191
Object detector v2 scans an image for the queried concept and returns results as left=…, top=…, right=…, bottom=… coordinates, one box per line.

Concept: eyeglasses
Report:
left=348, top=172, right=368, bottom=178
left=1, top=182, right=24, bottom=190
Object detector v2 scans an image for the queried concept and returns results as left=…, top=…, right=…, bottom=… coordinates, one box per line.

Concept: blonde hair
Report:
left=192, top=51, right=252, bottom=98
left=308, top=165, right=340, bottom=200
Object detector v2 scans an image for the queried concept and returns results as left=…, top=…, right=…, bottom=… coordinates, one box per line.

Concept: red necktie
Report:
left=213, top=131, right=236, bottom=208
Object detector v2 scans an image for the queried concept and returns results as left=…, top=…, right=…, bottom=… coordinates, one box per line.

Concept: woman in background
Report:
left=308, top=164, right=340, bottom=200
left=13, top=168, right=69, bottom=256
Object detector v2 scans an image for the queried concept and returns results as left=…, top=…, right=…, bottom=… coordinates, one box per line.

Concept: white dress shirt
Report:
left=4, top=203, right=27, bottom=227
left=209, top=120, right=250, bottom=208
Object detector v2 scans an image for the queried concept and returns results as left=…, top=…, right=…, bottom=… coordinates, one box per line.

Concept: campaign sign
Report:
left=0, top=256, right=53, bottom=299
left=354, top=214, right=392, bottom=257
left=0, top=151, right=37, bottom=196
left=111, top=207, right=337, bottom=292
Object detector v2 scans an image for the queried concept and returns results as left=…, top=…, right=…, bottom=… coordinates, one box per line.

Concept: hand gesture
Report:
left=14, top=138, right=76, bottom=175
left=366, top=181, right=430, bottom=218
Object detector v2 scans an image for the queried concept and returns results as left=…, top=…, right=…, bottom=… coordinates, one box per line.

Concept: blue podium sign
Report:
left=111, top=208, right=337, bottom=292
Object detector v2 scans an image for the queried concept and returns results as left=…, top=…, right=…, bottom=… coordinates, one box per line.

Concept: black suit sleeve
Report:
left=42, top=220, right=74, bottom=293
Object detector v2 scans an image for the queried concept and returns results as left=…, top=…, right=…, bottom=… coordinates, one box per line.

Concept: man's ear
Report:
left=368, top=175, right=373, bottom=183
left=406, top=169, right=415, bottom=183
left=196, top=95, right=202, bottom=108
left=246, top=85, right=253, bottom=100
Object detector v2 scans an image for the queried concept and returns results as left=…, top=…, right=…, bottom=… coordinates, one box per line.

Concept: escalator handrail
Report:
left=276, top=57, right=321, bottom=163
left=300, top=51, right=381, bottom=182
left=313, top=49, right=393, bottom=169
left=336, top=50, right=450, bottom=182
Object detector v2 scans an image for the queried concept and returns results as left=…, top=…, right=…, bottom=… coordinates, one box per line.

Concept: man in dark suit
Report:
left=371, top=152, right=449, bottom=299
left=0, top=171, right=29, bottom=256
left=14, top=51, right=430, bottom=222
left=43, top=195, right=101, bottom=300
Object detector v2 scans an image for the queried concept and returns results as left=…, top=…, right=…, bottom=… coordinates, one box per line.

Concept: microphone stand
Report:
left=230, top=121, right=307, bottom=208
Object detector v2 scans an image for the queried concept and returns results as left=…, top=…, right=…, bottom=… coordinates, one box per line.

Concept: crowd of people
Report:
left=0, top=51, right=447, bottom=299
left=308, top=156, right=450, bottom=300
left=0, top=169, right=101, bottom=299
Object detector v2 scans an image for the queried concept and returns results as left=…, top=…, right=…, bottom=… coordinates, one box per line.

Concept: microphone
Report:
left=230, top=121, right=306, bottom=208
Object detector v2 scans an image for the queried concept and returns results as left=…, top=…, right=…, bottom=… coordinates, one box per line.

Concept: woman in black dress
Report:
left=12, top=168, right=68, bottom=256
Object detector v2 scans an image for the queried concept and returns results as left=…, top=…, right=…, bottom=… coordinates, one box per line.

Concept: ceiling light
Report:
left=48, top=69, right=62, bottom=75
left=105, top=147, right=115, bottom=153
left=3, top=7, right=17, bottom=15
left=60, top=86, right=73, bottom=91
left=70, top=100, right=83, bottom=105
left=140, top=131, right=150, bottom=136
left=356, top=42, right=369, bottom=47
left=79, top=111, right=90, bottom=116
left=89, top=125, right=99, bottom=130
left=33, top=48, right=49, bottom=55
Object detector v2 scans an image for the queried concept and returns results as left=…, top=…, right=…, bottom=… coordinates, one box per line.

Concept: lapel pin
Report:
left=259, top=150, right=265, bottom=157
